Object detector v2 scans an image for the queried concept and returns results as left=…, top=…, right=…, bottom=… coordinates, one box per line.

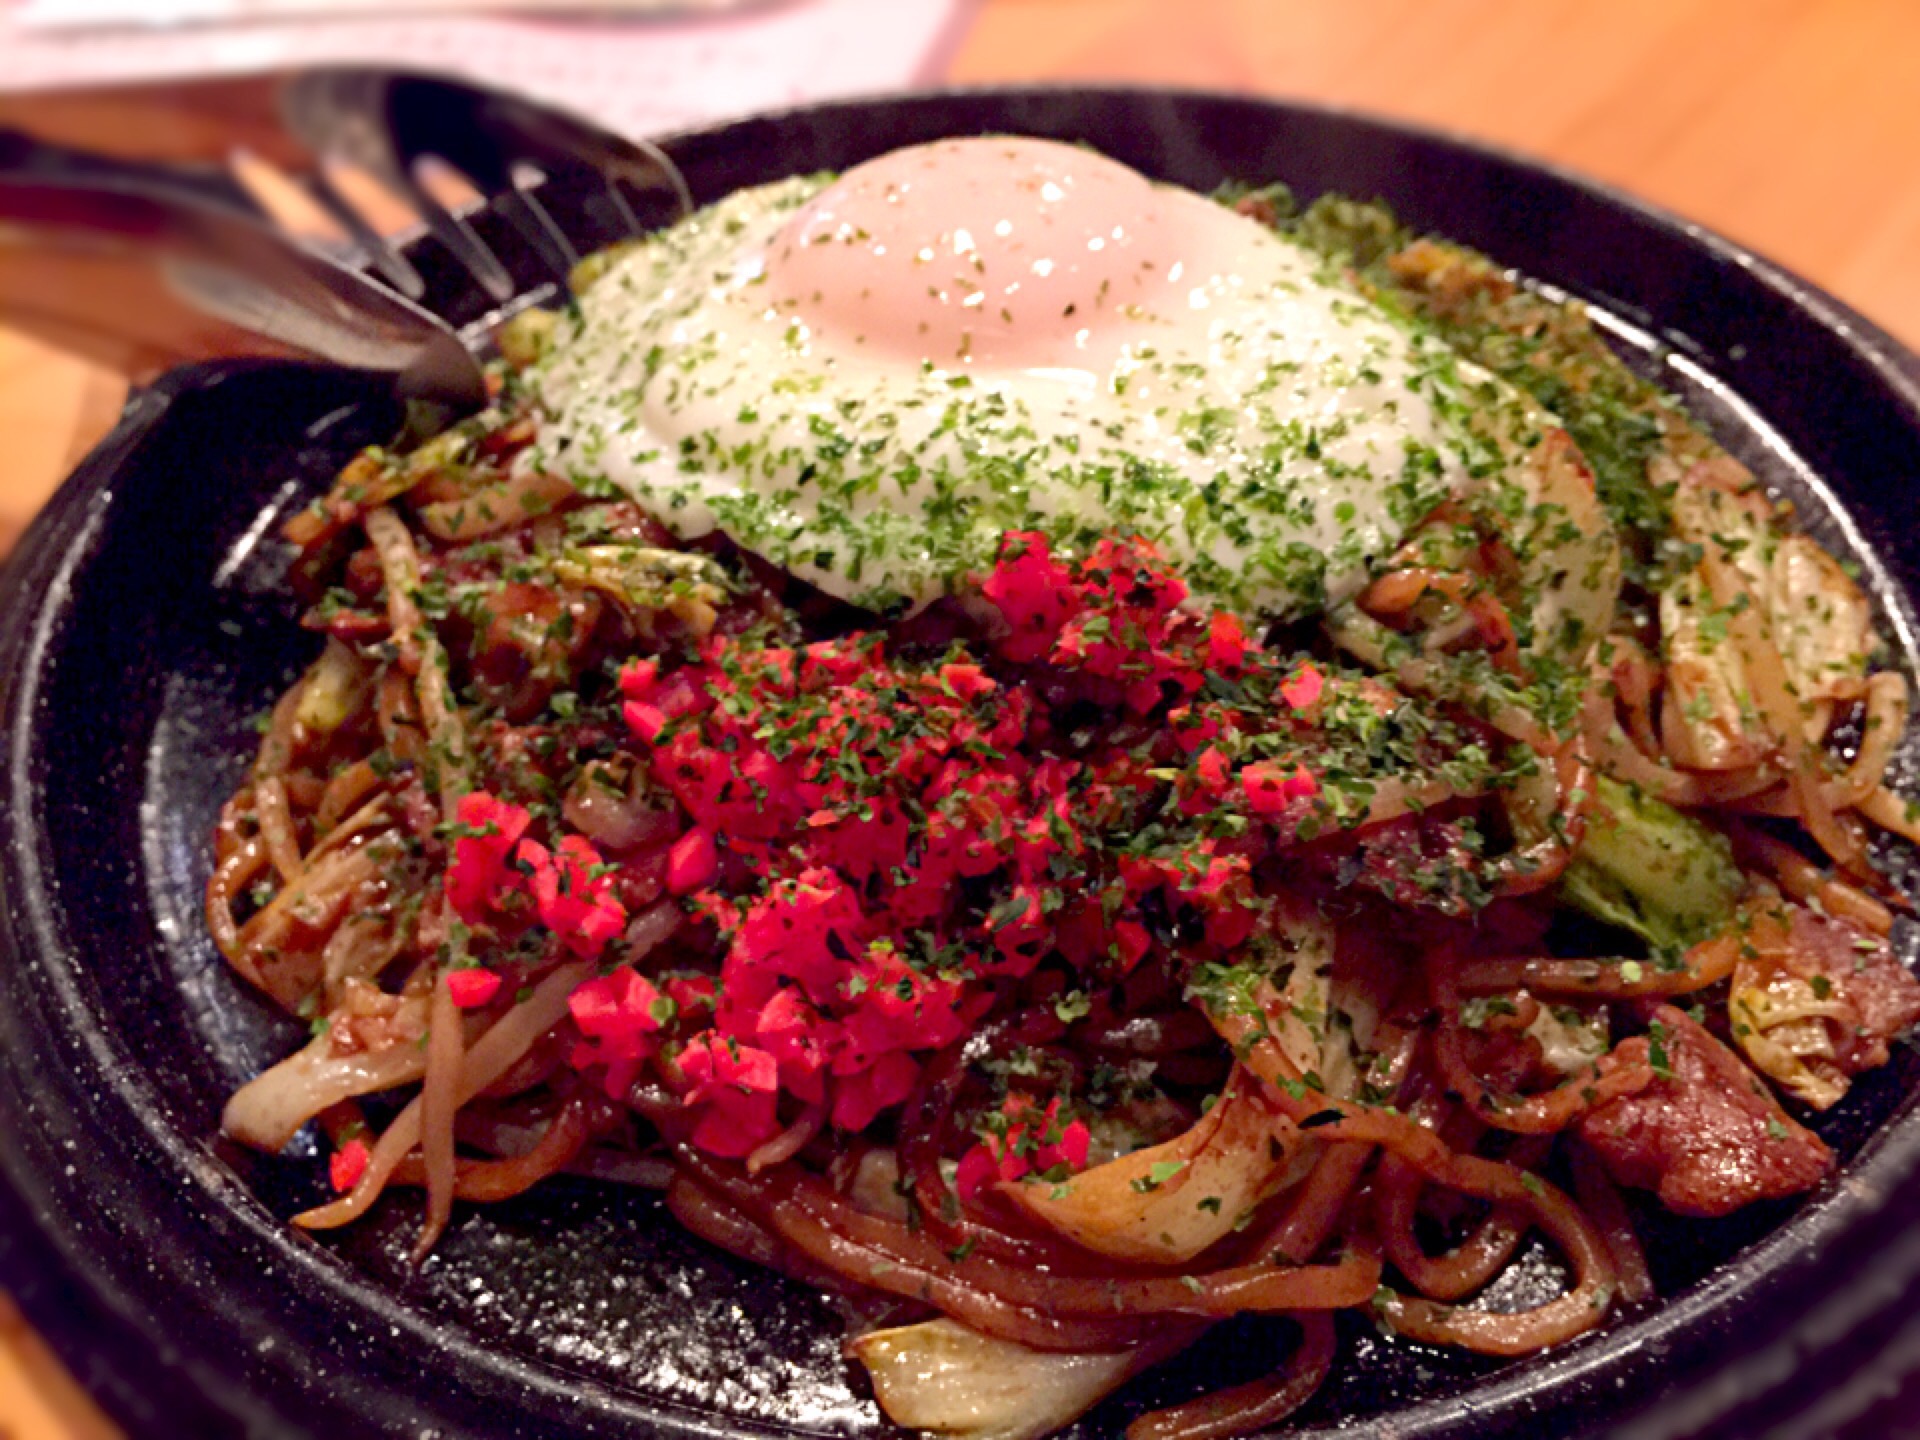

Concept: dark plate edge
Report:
left=0, top=370, right=261, bottom=1435
left=1, top=85, right=1919, bottom=1440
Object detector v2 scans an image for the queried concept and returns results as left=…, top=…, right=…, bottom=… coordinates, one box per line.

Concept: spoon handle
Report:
left=0, top=152, right=485, bottom=413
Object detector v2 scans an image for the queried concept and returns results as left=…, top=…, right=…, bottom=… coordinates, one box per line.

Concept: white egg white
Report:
left=535, top=144, right=1535, bottom=617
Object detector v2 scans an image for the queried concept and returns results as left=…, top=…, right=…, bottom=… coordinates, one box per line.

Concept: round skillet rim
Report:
left=3, top=81, right=1920, bottom=1440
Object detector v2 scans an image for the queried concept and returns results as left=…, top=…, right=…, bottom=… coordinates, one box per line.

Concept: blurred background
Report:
left=2, top=0, right=1919, bottom=1433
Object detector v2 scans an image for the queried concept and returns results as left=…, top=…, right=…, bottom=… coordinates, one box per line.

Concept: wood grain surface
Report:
left=4, top=1, right=1920, bottom=1434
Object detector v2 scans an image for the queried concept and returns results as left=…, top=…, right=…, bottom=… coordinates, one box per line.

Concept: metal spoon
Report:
left=0, top=171, right=487, bottom=413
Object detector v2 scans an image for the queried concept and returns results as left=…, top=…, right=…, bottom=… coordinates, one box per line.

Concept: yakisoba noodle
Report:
left=208, top=138, right=1920, bottom=1438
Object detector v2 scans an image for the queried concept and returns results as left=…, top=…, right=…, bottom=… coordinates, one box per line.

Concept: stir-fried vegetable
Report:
left=1558, top=773, right=1744, bottom=952
left=1002, top=1070, right=1299, bottom=1264
left=851, top=1319, right=1153, bottom=1440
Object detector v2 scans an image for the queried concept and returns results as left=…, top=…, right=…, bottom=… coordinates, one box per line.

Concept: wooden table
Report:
left=5, top=1, right=1920, bottom=1433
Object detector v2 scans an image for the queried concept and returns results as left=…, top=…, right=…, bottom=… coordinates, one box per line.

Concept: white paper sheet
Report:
left=0, top=0, right=977, bottom=140
left=15, top=0, right=764, bottom=30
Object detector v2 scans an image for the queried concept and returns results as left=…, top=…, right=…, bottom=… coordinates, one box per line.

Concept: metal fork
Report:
left=273, top=68, right=693, bottom=311
left=0, top=66, right=693, bottom=352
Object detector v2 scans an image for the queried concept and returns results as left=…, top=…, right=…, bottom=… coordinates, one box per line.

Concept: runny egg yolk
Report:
left=538, top=136, right=1541, bottom=617
left=763, top=137, right=1247, bottom=375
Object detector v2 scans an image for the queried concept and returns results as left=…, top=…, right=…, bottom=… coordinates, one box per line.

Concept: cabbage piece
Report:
left=1767, top=531, right=1872, bottom=717
left=1660, top=567, right=1772, bottom=770
left=1003, top=899, right=1352, bottom=1263
left=1557, top=773, right=1742, bottom=952
left=1265, top=893, right=1341, bottom=1084
left=1525, top=1003, right=1610, bottom=1077
left=551, top=544, right=728, bottom=627
left=1728, top=906, right=1920, bottom=1111
left=1660, top=469, right=1776, bottom=768
left=1729, top=985, right=1850, bottom=1110
left=1659, top=464, right=1871, bottom=766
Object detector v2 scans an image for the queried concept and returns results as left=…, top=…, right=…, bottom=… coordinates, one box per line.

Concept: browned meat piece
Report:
left=1578, top=1005, right=1831, bottom=1218
left=470, top=581, right=604, bottom=722
left=1837, top=924, right=1920, bottom=1064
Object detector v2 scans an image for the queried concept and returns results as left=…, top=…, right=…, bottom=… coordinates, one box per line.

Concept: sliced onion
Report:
left=253, top=775, right=304, bottom=885
left=294, top=637, right=373, bottom=736
left=362, top=505, right=425, bottom=672
left=1002, top=1068, right=1297, bottom=1265
left=222, top=1003, right=430, bottom=1151
left=562, top=760, right=679, bottom=853
left=416, top=963, right=465, bottom=1258
left=1861, top=785, right=1920, bottom=846
left=1580, top=667, right=1704, bottom=805
left=235, top=843, right=386, bottom=1011
left=852, top=1319, right=1161, bottom=1440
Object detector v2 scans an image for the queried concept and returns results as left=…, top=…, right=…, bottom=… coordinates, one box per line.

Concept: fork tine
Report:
left=488, top=127, right=687, bottom=277
left=281, top=69, right=515, bottom=306
left=454, top=156, right=582, bottom=289
left=501, top=182, right=581, bottom=279
left=393, top=162, right=516, bottom=305
left=231, top=146, right=430, bottom=303
left=507, top=121, right=693, bottom=234
left=599, top=177, right=645, bottom=240
left=407, top=73, right=694, bottom=242
left=602, top=133, right=693, bottom=221
left=277, top=68, right=695, bottom=312
left=306, top=163, right=426, bottom=299
left=227, top=146, right=348, bottom=246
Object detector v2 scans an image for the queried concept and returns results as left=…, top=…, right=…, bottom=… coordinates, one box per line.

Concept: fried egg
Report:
left=536, top=136, right=1532, bottom=616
